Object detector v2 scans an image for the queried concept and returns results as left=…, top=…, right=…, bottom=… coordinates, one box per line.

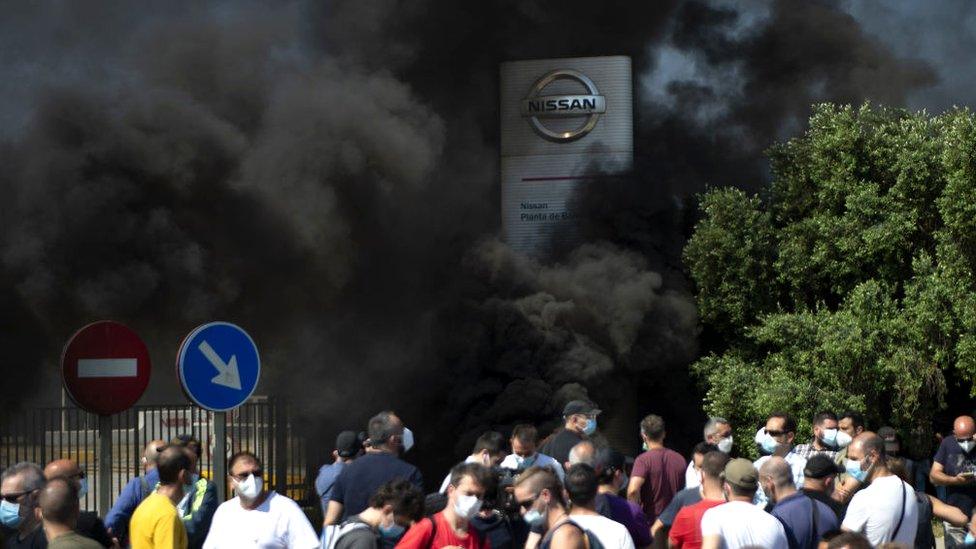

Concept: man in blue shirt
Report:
left=104, top=439, right=165, bottom=544
left=930, top=415, right=976, bottom=548
left=323, top=411, right=422, bottom=526
left=315, top=431, right=363, bottom=516
left=760, top=456, right=838, bottom=549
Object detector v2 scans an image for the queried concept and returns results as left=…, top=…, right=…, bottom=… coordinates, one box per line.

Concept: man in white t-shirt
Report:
left=686, top=418, right=734, bottom=489
left=499, top=424, right=565, bottom=480
left=701, top=458, right=787, bottom=549
left=203, top=451, right=319, bottom=549
left=841, top=432, right=918, bottom=546
left=565, top=464, right=635, bottom=549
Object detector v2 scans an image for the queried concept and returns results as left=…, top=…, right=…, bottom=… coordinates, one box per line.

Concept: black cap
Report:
left=804, top=454, right=844, bottom=479
left=562, top=400, right=600, bottom=417
left=336, top=430, right=363, bottom=458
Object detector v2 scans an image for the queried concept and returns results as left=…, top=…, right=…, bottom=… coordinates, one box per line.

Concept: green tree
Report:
left=684, top=103, right=976, bottom=457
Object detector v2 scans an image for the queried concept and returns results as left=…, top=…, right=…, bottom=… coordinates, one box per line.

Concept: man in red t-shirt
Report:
left=669, top=451, right=731, bottom=549
left=396, top=463, right=491, bottom=549
left=627, top=414, right=687, bottom=522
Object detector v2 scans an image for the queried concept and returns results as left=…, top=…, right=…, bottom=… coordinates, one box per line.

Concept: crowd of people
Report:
left=4, top=402, right=976, bottom=549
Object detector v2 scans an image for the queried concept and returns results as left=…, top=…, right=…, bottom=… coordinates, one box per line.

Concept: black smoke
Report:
left=0, top=0, right=961, bottom=484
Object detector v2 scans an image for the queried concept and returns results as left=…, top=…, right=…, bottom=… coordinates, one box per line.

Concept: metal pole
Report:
left=98, top=415, right=111, bottom=515
left=214, top=412, right=227, bottom=501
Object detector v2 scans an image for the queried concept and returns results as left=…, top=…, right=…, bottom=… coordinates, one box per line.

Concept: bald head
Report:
left=848, top=432, right=884, bottom=462
left=759, top=456, right=793, bottom=489
left=39, top=477, right=78, bottom=528
left=568, top=441, right=597, bottom=468
left=954, top=416, right=976, bottom=439
left=44, top=459, right=80, bottom=481
left=143, top=439, right=166, bottom=470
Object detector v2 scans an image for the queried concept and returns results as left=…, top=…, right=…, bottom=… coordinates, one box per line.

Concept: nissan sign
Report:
left=520, top=69, right=607, bottom=142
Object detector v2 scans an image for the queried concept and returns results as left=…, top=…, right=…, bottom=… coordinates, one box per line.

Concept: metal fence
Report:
left=0, top=397, right=309, bottom=516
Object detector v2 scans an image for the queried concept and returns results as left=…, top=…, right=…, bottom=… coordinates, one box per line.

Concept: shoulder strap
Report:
left=808, top=495, right=819, bottom=548
left=891, top=480, right=907, bottom=541
left=424, top=516, right=438, bottom=549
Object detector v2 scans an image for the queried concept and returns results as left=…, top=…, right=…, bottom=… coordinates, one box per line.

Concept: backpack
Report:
left=541, top=519, right=605, bottom=549
left=322, top=519, right=373, bottom=549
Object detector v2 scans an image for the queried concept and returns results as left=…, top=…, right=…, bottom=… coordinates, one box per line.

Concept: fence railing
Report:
left=0, top=397, right=309, bottom=515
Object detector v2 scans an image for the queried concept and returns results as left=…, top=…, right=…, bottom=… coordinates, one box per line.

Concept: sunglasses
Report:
left=1, top=491, right=29, bottom=503
left=517, top=493, right=540, bottom=511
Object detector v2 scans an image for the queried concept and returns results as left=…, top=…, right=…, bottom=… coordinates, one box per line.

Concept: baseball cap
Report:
left=563, top=400, right=601, bottom=417
left=804, top=454, right=844, bottom=479
left=336, top=430, right=363, bottom=458
left=878, top=426, right=899, bottom=453
left=722, top=458, right=758, bottom=490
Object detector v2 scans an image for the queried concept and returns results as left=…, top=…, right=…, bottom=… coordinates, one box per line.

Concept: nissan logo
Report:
left=520, top=69, right=606, bottom=143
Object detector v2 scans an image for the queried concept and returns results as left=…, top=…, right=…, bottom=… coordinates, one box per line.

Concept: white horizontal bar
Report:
left=78, top=358, right=138, bottom=378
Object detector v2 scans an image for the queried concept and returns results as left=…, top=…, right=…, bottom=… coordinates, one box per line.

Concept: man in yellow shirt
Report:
left=129, top=445, right=192, bottom=549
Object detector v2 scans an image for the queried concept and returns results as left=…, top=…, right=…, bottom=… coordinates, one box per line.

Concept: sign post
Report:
left=177, top=322, right=260, bottom=502
left=61, top=321, right=151, bottom=515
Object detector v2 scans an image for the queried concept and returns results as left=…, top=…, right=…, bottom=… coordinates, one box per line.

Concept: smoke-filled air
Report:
left=1, top=0, right=972, bottom=476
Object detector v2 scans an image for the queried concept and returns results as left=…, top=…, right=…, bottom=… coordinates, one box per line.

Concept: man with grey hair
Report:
left=324, top=411, right=422, bottom=525
left=760, top=457, right=838, bottom=549
left=1, top=462, right=46, bottom=548
left=685, top=418, right=733, bottom=489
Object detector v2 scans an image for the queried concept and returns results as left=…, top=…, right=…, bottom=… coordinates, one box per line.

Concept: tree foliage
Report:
left=684, top=103, right=976, bottom=457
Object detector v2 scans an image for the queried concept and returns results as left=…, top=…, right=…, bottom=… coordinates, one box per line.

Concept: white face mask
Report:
left=401, top=427, right=415, bottom=453
left=717, top=437, right=734, bottom=454
left=960, top=440, right=976, bottom=453
left=234, top=474, right=262, bottom=500
left=453, top=493, right=483, bottom=520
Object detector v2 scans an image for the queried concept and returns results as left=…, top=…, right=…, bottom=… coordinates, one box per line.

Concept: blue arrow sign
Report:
left=178, top=322, right=260, bottom=411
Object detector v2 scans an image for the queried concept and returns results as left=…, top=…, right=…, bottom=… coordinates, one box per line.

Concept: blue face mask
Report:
left=523, top=509, right=544, bottom=527
left=583, top=418, right=597, bottom=436
left=379, top=522, right=405, bottom=540
left=964, top=531, right=975, bottom=546
left=0, top=500, right=21, bottom=528
left=846, top=459, right=869, bottom=482
left=761, top=434, right=779, bottom=454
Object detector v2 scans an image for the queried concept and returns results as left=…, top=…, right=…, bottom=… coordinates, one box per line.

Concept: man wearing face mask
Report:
left=129, top=446, right=192, bottom=549
left=831, top=411, right=865, bottom=505
left=326, top=411, right=423, bottom=526
left=753, top=413, right=807, bottom=509
left=500, top=425, right=564, bottom=481
left=396, top=463, right=490, bottom=549
left=513, top=467, right=587, bottom=549
left=540, top=400, right=601, bottom=466
left=794, top=412, right=850, bottom=460
left=203, top=451, right=318, bottom=549
left=43, top=459, right=113, bottom=547
left=438, top=431, right=507, bottom=494
left=328, top=479, right=424, bottom=549
left=930, top=415, right=976, bottom=548
left=595, top=448, right=651, bottom=549
left=668, top=451, right=730, bottom=549
left=168, top=436, right=217, bottom=549
left=841, top=432, right=918, bottom=546
left=1, top=462, right=46, bottom=549
left=760, top=457, right=838, bottom=549
left=628, top=415, right=686, bottom=524
left=105, top=439, right=166, bottom=545
left=685, top=419, right=733, bottom=490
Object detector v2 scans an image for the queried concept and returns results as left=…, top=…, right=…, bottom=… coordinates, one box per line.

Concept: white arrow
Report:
left=197, top=340, right=242, bottom=390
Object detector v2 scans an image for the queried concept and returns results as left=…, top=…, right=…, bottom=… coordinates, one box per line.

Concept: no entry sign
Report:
left=61, top=321, right=151, bottom=416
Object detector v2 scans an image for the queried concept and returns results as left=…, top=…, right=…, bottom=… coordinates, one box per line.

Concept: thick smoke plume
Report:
left=0, top=0, right=959, bottom=479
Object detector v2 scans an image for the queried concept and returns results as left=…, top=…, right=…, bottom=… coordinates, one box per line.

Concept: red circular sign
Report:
left=61, top=321, right=151, bottom=416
